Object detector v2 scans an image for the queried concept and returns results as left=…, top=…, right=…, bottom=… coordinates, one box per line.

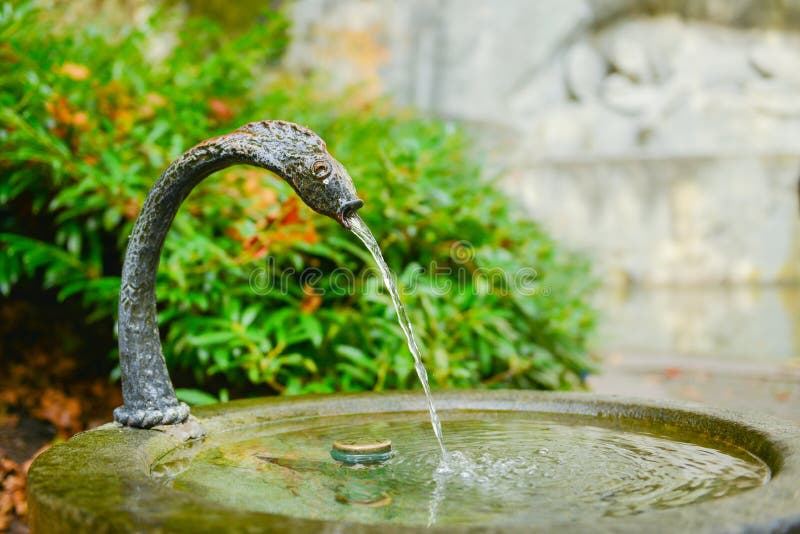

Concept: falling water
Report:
left=346, top=214, right=447, bottom=456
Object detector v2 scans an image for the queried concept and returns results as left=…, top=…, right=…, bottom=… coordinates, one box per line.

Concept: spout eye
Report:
left=313, top=159, right=331, bottom=179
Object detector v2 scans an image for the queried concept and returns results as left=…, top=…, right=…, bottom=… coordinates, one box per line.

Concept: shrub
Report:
left=0, top=1, right=596, bottom=401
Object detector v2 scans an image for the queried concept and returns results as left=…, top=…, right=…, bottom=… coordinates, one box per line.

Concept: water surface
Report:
left=152, top=411, right=769, bottom=527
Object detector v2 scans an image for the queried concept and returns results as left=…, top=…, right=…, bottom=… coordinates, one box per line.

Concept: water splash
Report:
left=346, top=214, right=447, bottom=456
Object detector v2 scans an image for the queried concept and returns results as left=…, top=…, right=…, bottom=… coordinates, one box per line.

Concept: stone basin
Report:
left=27, top=391, right=800, bottom=532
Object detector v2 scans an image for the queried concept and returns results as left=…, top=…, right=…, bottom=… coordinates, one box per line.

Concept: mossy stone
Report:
left=27, top=391, right=800, bottom=532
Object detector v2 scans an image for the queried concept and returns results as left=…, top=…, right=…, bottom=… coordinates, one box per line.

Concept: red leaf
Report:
left=208, top=98, right=234, bottom=122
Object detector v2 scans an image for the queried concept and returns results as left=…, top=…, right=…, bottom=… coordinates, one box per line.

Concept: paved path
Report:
left=589, top=351, right=800, bottom=423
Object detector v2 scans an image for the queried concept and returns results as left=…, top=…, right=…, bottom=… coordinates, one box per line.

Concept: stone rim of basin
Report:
left=27, top=390, right=800, bottom=533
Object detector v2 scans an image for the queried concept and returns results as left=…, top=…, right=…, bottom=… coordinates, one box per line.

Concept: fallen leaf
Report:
left=12, top=489, right=26, bottom=516
left=31, top=389, right=82, bottom=436
left=2, top=475, right=23, bottom=493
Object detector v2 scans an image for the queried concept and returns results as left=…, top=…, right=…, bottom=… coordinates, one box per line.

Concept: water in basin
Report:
left=152, top=410, right=768, bottom=527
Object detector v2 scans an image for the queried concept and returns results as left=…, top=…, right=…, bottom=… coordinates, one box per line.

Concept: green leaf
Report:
left=0, top=0, right=595, bottom=399
left=175, top=388, right=219, bottom=406
left=189, top=331, right=239, bottom=346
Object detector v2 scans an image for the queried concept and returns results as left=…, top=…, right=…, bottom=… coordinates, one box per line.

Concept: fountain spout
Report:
left=114, top=120, right=363, bottom=428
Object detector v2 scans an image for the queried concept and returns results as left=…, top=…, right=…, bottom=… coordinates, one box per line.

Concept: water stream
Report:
left=347, top=214, right=447, bottom=456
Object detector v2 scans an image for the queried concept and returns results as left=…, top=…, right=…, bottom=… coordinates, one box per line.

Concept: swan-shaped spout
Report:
left=114, top=120, right=363, bottom=428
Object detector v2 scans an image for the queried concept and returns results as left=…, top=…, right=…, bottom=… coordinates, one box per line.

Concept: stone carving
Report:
left=287, top=0, right=800, bottom=285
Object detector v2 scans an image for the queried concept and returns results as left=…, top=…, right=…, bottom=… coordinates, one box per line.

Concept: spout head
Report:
left=239, top=121, right=364, bottom=228
left=293, top=157, right=364, bottom=229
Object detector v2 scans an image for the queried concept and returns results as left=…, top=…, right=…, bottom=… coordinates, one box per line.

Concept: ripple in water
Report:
left=153, top=412, right=769, bottom=527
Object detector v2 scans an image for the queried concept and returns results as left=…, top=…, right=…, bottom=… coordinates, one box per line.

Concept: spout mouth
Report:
left=337, top=198, right=365, bottom=228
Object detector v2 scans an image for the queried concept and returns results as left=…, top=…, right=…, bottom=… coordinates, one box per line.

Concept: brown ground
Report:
left=0, top=299, right=121, bottom=532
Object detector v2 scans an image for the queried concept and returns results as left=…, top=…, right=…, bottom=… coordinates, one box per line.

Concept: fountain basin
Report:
left=27, top=391, right=800, bottom=532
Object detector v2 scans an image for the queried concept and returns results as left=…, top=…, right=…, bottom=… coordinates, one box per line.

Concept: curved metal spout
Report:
left=114, top=120, right=363, bottom=428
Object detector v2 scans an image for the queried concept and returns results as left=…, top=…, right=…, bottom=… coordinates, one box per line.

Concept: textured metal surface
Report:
left=114, top=121, right=363, bottom=428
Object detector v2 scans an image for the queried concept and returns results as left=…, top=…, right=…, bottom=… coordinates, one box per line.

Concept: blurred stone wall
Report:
left=287, top=0, right=800, bottom=286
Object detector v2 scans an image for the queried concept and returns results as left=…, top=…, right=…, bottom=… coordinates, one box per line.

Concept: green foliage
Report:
left=0, top=1, right=596, bottom=397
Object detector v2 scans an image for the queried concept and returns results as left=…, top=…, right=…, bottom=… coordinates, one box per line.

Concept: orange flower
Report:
left=71, top=111, right=89, bottom=128
left=58, top=62, right=90, bottom=81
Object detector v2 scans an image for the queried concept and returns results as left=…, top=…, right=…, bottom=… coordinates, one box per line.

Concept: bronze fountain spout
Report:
left=114, top=120, right=363, bottom=428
